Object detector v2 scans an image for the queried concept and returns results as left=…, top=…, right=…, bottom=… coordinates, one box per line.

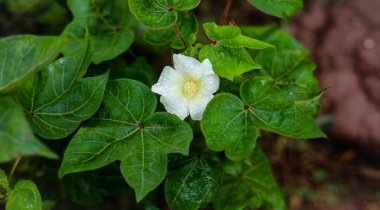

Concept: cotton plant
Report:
left=0, top=0, right=325, bottom=209
left=152, top=54, right=219, bottom=120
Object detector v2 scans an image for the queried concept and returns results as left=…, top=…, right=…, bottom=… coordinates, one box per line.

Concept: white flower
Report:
left=151, top=54, right=219, bottom=120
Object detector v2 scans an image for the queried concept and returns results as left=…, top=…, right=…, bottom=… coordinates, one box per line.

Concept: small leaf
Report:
left=128, top=0, right=200, bottom=29
left=202, top=76, right=324, bottom=160
left=6, top=180, right=42, bottom=210
left=182, top=43, right=203, bottom=59
left=247, top=0, right=303, bottom=18
left=0, top=97, right=57, bottom=163
left=165, top=155, right=222, bottom=210
left=0, top=169, right=9, bottom=199
left=145, top=12, right=198, bottom=49
left=199, top=22, right=273, bottom=80
left=63, top=0, right=135, bottom=64
left=59, top=79, right=193, bottom=202
left=144, top=201, right=160, bottom=210
left=0, top=35, right=62, bottom=93
left=213, top=146, right=286, bottom=210
left=15, top=40, right=109, bottom=139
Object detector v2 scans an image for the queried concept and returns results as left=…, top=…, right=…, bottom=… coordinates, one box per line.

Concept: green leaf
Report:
left=202, top=76, right=324, bottom=161
left=165, top=155, right=222, bottom=210
left=15, top=40, right=109, bottom=139
left=240, top=76, right=324, bottom=138
left=247, top=0, right=303, bottom=18
left=0, top=35, right=62, bottom=94
left=144, top=201, right=160, bottom=210
left=63, top=0, right=135, bottom=64
left=182, top=43, right=203, bottom=59
left=0, top=169, right=9, bottom=199
left=213, top=146, right=285, bottom=210
left=0, top=97, right=57, bottom=163
left=201, top=93, right=258, bottom=161
left=6, top=180, right=42, bottom=210
left=243, top=26, right=318, bottom=92
left=128, top=0, right=200, bottom=29
left=199, top=22, right=273, bottom=80
left=145, top=12, right=197, bottom=49
left=59, top=79, right=193, bottom=202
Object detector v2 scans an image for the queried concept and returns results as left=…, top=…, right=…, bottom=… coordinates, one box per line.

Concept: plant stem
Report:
left=219, top=0, right=233, bottom=25
left=172, top=24, right=186, bottom=47
left=8, top=157, right=21, bottom=183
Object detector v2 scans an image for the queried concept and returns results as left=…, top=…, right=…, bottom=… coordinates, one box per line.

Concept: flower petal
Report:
left=173, top=54, right=202, bottom=79
left=200, top=74, right=220, bottom=94
left=200, top=59, right=215, bottom=76
left=152, top=66, right=183, bottom=95
left=189, top=94, right=214, bottom=120
left=160, top=95, right=189, bottom=120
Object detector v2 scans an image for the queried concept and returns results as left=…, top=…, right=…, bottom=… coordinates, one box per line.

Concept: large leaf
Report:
left=63, top=0, right=135, bottom=64
left=0, top=35, right=62, bottom=93
left=128, top=0, right=200, bottom=29
left=15, top=40, right=109, bottom=139
left=165, top=155, right=222, bottom=210
left=6, top=180, right=42, bottom=210
left=247, top=0, right=303, bottom=18
left=0, top=169, right=9, bottom=200
left=213, top=146, right=285, bottom=210
left=145, top=12, right=198, bottom=49
left=201, top=76, right=324, bottom=161
left=0, top=97, right=57, bottom=163
left=199, top=22, right=273, bottom=80
left=59, top=79, right=193, bottom=201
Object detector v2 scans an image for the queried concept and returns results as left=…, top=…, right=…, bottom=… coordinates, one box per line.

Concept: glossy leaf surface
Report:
left=0, top=35, right=62, bottom=93
left=59, top=79, right=193, bottom=201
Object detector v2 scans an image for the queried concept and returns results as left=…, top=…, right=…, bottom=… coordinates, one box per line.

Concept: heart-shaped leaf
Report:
left=59, top=79, right=193, bottom=201
left=6, top=180, right=42, bottom=210
left=0, top=97, right=57, bottom=163
left=128, top=0, right=200, bottom=29
left=165, top=155, right=222, bottom=210
left=199, top=22, right=274, bottom=81
left=0, top=35, right=62, bottom=93
left=15, top=39, right=109, bottom=139
left=247, top=0, right=303, bottom=18
left=213, top=146, right=285, bottom=210
left=202, top=76, right=324, bottom=161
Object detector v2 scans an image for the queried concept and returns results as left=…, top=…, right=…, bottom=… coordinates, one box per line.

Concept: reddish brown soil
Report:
left=290, top=0, right=380, bottom=156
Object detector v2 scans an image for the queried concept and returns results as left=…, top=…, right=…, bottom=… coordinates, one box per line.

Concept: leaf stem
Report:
left=172, top=24, right=186, bottom=47
left=219, top=0, right=233, bottom=25
left=8, top=157, right=21, bottom=183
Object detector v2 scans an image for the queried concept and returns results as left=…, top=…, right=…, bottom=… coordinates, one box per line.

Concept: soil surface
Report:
left=277, top=0, right=380, bottom=209
left=290, top=0, right=380, bottom=156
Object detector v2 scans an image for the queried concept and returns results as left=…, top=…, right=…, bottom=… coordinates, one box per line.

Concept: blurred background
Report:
left=0, top=0, right=379, bottom=209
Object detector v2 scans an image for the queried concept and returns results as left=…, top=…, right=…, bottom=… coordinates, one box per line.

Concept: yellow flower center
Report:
left=182, top=80, right=199, bottom=99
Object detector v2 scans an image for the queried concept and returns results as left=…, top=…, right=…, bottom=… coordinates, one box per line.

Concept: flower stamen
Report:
left=182, top=80, right=199, bottom=99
